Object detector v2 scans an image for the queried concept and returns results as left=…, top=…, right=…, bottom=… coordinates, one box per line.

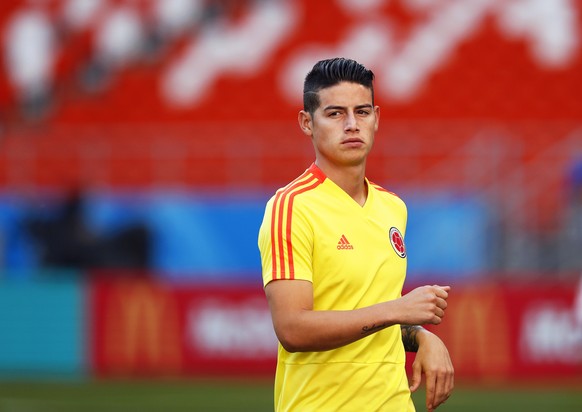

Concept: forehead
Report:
left=317, top=81, right=373, bottom=109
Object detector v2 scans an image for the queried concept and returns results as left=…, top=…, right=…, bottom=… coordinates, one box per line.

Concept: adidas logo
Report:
left=337, top=234, right=354, bottom=250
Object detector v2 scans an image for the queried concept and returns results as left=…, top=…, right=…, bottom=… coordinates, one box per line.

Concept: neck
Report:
left=316, top=160, right=368, bottom=206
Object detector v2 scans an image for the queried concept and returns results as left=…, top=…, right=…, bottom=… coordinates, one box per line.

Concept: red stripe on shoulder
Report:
left=369, top=181, right=401, bottom=199
left=270, top=170, right=322, bottom=280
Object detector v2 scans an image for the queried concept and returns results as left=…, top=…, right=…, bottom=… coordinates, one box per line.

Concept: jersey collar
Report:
left=307, top=163, right=327, bottom=183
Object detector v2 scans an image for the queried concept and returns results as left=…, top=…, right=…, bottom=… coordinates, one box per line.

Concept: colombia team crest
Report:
left=389, top=227, right=406, bottom=258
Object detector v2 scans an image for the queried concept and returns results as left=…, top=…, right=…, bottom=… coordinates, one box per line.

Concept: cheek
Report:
left=312, top=123, right=336, bottom=143
left=312, top=135, right=337, bottom=158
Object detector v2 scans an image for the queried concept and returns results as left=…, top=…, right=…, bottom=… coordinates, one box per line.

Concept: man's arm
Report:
left=404, top=325, right=454, bottom=412
left=264, top=279, right=449, bottom=353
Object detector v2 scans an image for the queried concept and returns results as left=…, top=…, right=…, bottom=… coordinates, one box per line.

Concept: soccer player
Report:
left=258, top=57, right=454, bottom=411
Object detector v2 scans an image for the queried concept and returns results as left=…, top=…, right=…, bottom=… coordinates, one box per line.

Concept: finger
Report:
left=446, top=361, right=455, bottom=399
left=424, top=372, right=436, bottom=412
left=435, top=307, right=445, bottom=319
left=433, top=286, right=450, bottom=299
left=436, top=297, right=448, bottom=310
left=432, top=375, right=448, bottom=408
left=434, top=364, right=455, bottom=408
left=435, top=377, right=453, bottom=408
left=409, top=361, right=422, bottom=393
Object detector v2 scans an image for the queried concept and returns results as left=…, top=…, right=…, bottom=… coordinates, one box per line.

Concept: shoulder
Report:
left=270, top=166, right=326, bottom=208
left=259, top=167, right=324, bottom=243
left=368, top=180, right=407, bottom=212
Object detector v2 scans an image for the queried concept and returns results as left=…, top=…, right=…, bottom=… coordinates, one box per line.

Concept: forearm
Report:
left=274, top=301, right=400, bottom=352
left=266, top=281, right=449, bottom=353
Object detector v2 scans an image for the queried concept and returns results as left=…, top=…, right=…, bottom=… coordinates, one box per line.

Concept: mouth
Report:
left=342, top=138, right=365, bottom=146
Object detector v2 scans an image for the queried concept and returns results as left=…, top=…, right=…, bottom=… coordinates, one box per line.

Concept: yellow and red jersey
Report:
left=258, top=163, right=414, bottom=411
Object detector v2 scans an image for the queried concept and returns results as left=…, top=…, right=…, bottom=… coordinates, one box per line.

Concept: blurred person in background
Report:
left=258, top=58, right=454, bottom=412
left=78, top=2, right=145, bottom=93
left=25, top=188, right=151, bottom=273
left=3, top=0, right=56, bottom=121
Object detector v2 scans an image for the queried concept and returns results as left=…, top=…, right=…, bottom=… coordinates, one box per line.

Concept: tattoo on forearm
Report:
left=401, top=325, right=422, bottom=352
left=361, top=322, right=389, bottom=335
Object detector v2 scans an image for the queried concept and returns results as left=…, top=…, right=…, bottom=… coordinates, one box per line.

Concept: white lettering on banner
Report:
left=188, top=298, right=278, bottom=358
left=520, top=277, right=582, bottom=364
left=161, top=0, right=299, bottom=106
left=280, top=0, right=579, bottom=102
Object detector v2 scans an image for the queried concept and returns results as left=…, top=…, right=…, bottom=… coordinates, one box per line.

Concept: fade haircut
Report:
left=303, top=57, right=375, bottom=116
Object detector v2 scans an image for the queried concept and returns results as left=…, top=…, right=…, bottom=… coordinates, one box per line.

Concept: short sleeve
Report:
left=258, top=194, right=314, bottom=286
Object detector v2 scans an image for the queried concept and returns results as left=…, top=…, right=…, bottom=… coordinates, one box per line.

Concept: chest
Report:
left=304, top=195, right=407, bottom=307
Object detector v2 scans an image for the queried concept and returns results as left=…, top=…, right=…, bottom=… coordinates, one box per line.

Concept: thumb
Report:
left=409, top=362, right=422, bottom=392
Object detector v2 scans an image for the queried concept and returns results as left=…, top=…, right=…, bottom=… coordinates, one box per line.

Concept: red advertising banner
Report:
left=90, top=279, right=277, bottom=378
left=415, top=279, right=582, bottom=382
left=90, top=277, right=582, bottom=382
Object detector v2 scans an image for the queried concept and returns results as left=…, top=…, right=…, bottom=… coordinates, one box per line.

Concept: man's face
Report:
left=299, top=81, right=379, bottom=169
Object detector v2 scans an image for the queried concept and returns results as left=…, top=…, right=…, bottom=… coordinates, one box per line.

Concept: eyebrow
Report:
left=323, top=104, right=374, bottom=111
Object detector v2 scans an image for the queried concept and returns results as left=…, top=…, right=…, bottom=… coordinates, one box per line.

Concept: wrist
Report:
left=401, top=325, right=424, bottom=352
left=416, top=327, right=440, bottom=350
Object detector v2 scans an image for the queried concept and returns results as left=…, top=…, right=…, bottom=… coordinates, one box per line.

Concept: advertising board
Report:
left=91, top=277, right=582, bottom=381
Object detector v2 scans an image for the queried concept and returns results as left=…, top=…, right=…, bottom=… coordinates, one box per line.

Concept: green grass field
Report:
left=1, top=379, right=581, bottom=411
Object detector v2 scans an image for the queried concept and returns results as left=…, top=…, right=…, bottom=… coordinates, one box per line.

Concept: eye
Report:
left=357, top=109, right=371, bottom=116
left=328, top=111, right=342, bottom=117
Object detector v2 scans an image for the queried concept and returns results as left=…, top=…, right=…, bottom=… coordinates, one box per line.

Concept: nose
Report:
left=344, top=112, right=359, bottom=132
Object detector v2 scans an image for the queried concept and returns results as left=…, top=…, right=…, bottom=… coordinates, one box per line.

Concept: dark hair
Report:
left=303, top=57, right=375, bottom=115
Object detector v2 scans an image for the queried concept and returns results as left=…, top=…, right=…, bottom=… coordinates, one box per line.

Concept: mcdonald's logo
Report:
left=445, top=286, right=511, bottom=378
left=103, top=281, right=182, bottom=374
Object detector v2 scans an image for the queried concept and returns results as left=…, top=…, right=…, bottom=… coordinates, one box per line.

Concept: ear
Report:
left=298, top=110, right=313, bottom=136
left=374, top=105, right=380, bottom=132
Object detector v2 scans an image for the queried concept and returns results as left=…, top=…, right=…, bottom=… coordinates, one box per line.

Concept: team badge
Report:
left=389, top=227, right=406, bottom=258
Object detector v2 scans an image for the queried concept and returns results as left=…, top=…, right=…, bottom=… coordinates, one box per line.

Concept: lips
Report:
left=342, top=138, right=364, bottom=145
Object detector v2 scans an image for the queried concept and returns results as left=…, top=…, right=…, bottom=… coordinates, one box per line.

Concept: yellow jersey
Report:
left=258, top=164, right=415, bottom=411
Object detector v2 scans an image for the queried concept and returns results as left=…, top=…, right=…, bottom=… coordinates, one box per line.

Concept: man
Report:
left=258, top=57, right=454, bottom=411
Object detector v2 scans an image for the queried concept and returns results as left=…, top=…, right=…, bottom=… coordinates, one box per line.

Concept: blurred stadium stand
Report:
left=0, top=0, right=580, bottom=279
